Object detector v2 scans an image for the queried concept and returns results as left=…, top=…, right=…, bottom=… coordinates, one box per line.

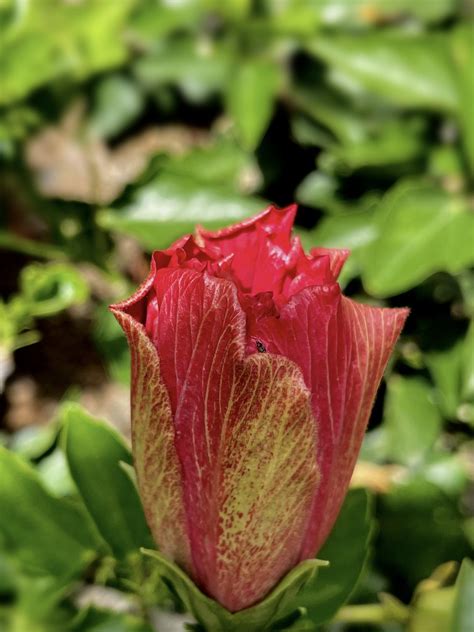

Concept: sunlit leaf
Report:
left=226, top=58, right=280, bottom=150
left=307, top=33, right=457, bottom=111
left=384, top=375, right=442, bottom=467
left=361, top=181, right=474, bottom=297
left=98, top=173, right=264, bottom=250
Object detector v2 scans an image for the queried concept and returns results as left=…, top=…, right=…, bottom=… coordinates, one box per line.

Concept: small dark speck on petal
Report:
left=256, top=340, right=266, bottom=353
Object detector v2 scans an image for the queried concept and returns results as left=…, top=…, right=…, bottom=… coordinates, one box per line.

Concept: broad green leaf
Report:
left=462, top=320, right=474, bottom=403
left=143, top=548, right=327, bottom=632
left=63, top=403, right=152, bottom=559
left=98, top=173, right=264, bottom=250
left=298, top=209, right=377, bottom=252
left=8, top=422, right=58, bottom=460
left=328, top=118, right=424, bottom=171
left=377, top=478, right=471, bottom=588
left=297, top=489, right=373, bottom=625
left=292, top=88, right=366, bottom=147
left=0, top=0, right=135, bottom=105
left=452, top=559, right=474, bottom=632
left=90, top=75, right=145, bottom=140
left=0, top=446, right=102, bottom=578
left=450, top=24, right=474, bottom=176
left=134, top=39, right=231, bottom=103
left=0, top=550, right=16, bottom=595
left=163, top=138, right=260, bottom=190
left=226, top=58, right=280, bottom=150
left=293, top=88, right=424, bottom=171
left=296, top=171, right=339, bottom=210
left=37, top=450, right=76, bottom=498
left=384, top=375, right=442, bottom=466
left=307, top=33, right=457, bottom=112
left=425, top=338, right=464, bottom=419
left=361, top=181, right=474, bottom=297
left=423, top=453, right=468, bottom=497
left=129, top=1, right=202, bottom=43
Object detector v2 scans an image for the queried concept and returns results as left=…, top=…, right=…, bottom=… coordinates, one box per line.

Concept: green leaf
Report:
left=129, top=1, right=202, bottom=43
left=452, top=559, right=474, bottom=632
left=134, top=39, right=231, bottom=103
left=98, top=173, right=264, bottom=250
left=293, top=88, right=424, bottom=171
left=0, top=0, right=135, bottom=105
left=361, top=181, right=474, bottom=297
left=6, top=575, right=73, bottom=632
left=0, top=446, right=102, bottom=578
left=8, top=422, right=58, bottom=460
left=450, top=23, right=474, bottom=176
left=143, top=549, right=327, bottom=632
left=63, top=403, right=152, bottom=560
left=226, top=58, right=280, bottom=150
left=72, top=608, right=153, bottom=632
left=37, top=449, right=76, bottom=498
left=425, top=338, right=465, bottom=419
left=90, top=74, right=145, bottom=140
left=307, top=33, right=457, bottom=112
left=377, top=478, right=471, bottom=588
left=462, top=320, right=474, bottom=404
left=384, top=375, right=442, bottom=466
left=163, top=138, right=260, bottom=191
left=297, top=489, right=373, bottom=625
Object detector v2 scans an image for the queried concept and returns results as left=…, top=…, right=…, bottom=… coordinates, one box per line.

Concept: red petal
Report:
left=110, top=285, right=192, bottom=573
left=254, top=290, right=408, bottom=558
left=197, top=205, right=297, bottom=294
left=152, top=269, right=318, bottom=611
left=310, top=246, right=350, bottom=279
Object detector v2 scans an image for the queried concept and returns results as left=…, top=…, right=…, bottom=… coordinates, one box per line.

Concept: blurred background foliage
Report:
left=0, top=0, right=473, bottom=630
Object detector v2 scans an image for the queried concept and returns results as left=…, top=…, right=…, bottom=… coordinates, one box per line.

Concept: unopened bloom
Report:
left=111, top=205, right=407, bottom=612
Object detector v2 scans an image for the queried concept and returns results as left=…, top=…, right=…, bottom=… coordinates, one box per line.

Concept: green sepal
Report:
left=142, top=549, right=328, bottom=632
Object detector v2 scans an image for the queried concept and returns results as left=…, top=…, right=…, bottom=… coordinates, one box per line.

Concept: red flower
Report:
left=111, top=205, right=408, bottom=613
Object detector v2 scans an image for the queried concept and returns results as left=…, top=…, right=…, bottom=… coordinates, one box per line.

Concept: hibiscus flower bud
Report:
left=111, top=205, right=408, bottom=613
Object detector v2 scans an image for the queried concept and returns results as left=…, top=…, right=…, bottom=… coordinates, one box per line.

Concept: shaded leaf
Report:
left=63, top=403, right=152, bottom=560
left=452, top=559, right=474, bottom=632
left=0, top=446, right=102, bottom=578
left=377, top=478, right=471, bottom=588
left=297, top=488, right=373, bottom=625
